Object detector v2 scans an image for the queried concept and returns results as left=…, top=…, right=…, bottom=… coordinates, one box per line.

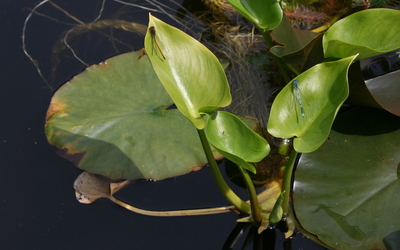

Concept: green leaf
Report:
left=144, top=14, right=232, bottom=129
left=270, top=15, right=324, bottom=74
left=268, top=190, right=285, bottom=224
left=293, top=107, right=400, bottom=250
left=365, top=70, right=400, bottom=116
left=347, top=64, right=400, bottom=117
left=227, top=0, right=283, bottom=30
left=45, top=51, right=222, bottom=180
left=323, top=9, right=400, bottom=60
left=204, top=111, right=270, bottom=173
left=267, top=55, right=357, bottom=153
left=346, top=61, right=384, bottom=110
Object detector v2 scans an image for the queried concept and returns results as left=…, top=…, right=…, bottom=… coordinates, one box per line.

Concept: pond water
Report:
left=2, top=1, right=326, bottom=249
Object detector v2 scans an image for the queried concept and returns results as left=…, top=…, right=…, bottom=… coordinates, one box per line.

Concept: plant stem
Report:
left=238, top=166, right=261, bottom=223
left=109, top=196, right=235, bottom=216
left=197, top=129, right=251, bottom=215
left=259, top=28, right=274, bottom=48
left=281, top=149, right=298, bottom=216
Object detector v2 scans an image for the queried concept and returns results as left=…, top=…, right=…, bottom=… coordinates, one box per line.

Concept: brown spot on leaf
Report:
left=46, top=100, right=66, bottom=120
left=138, top=48, right=147, bottom=59
left=191, top=164, right=204, bottom=172
left=57, top=148, right=86, bottom=166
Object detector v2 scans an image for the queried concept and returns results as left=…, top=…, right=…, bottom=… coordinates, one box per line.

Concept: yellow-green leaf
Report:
left=144, top=14, right=232, bottom=129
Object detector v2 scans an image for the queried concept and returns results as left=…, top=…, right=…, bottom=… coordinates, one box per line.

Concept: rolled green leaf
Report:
left=144, top=14, right=232, bottom=129
left=269, top=191, right=285, bottom=224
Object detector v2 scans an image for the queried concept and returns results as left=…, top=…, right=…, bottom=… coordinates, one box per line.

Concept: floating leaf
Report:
left=46, top=51, right=221, bottom=180
left=74, top=171, right=130, bottom=204
left=293, top=107, right=400, bottom=249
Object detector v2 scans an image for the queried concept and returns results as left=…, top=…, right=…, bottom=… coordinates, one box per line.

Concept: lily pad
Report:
left=293, top=107, right=400, bottom=249
left=45, top=51, right=221, bottom=180
left=74, top=171, right=130, bottom=204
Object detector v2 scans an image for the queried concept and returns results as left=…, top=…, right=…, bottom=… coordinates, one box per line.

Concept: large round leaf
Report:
left=323, top=9, right=400, bottom=60
left=267, top=55, right=357, bottom=153
left=45, top=51, right=221, bottom=180
left=144, top=15, right=231, bottom=129
left=293, top=107, right=400, bottom=249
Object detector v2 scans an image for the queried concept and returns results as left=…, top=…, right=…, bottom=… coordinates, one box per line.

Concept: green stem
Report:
left=259, top=28, right=274, bottom=48
left=281, top=149, right=298, bottom=216
left=109, top=196, right=235, bottom=216
left=238, top=166, right=261, bottom=223
left=197, top=129, right=251, bottom=215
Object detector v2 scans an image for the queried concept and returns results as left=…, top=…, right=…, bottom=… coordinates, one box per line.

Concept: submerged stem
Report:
left=197, top=129, right=251, bottom=215
left=238, top=166, right=261, bottom=224
left=281, top=149, right=298, bottom=216
left=109, top=196, right=235, bottom=216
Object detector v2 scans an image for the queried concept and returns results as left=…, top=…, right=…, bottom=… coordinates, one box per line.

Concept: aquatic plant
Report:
left=24, top=0, right=400, bottom=249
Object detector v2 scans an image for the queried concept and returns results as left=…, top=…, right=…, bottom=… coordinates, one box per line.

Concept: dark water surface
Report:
left=1, top=1, right=325, bottom=249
